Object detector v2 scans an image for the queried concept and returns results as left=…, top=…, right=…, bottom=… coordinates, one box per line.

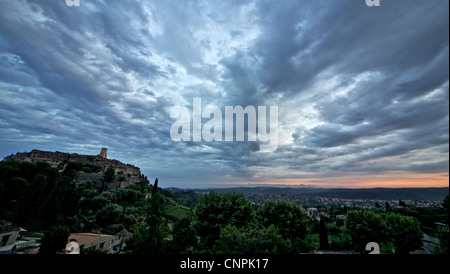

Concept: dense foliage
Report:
left=343, top=210, right=423, bottom=254
left=0, top=160, right=80, bottom=229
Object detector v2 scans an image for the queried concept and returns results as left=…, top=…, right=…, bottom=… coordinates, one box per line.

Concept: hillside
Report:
left=4, top=148, right=142, bottom=188
left=186, top=187, right=449, bottom=201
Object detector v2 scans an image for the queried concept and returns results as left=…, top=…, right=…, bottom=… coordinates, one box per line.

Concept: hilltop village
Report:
left=1, top=148, right=154, bottom=254
left=5, top=148, right=142, bottom=188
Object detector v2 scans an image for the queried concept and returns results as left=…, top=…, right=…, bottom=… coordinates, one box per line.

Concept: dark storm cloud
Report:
left=0, top=0, right=448, bottom=187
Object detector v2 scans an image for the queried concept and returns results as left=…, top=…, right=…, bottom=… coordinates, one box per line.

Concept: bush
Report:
left=213, top=224, right=294, bottom=254
left=386, top=213, right=423, bottom=254
left=96, top=203, right=123, bottom=227
left=434, top=227, right=449, bottom=254
left=194, top=192, right=254, bottom=249
left=39, top=225, right=70, bottom=254
left=343, top=210, right=387, bottom=253
left=258, top=200, right=309, bottom=241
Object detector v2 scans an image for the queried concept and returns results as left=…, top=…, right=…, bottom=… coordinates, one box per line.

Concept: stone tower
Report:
left=99, top=148, right=107, bottom=158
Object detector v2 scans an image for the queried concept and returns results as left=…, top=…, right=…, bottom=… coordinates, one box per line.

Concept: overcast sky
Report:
left=0, top=0, right=448, bottom=188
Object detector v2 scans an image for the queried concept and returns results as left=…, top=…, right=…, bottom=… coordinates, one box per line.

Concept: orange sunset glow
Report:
left=229, top=173, right=449, bottom=189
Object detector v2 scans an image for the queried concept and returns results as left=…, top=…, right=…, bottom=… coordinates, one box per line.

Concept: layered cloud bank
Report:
left=0, top=0, right=448, bottom=188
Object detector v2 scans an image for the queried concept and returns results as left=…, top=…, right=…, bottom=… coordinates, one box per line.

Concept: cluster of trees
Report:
left=0, top=160, right=156, bottom=253
left=125, top=192, right=311, bottom=254
left=342, top=210, right=423, bottom=254
left=0, top=160, right=154, bottom=228
left=0, top=160, right=80, bottom=229
left=126, top=191, right=450, bottom=255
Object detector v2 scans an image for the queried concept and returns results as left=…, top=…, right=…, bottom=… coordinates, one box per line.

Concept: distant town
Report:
left=175, top=186, right=448, bottom=210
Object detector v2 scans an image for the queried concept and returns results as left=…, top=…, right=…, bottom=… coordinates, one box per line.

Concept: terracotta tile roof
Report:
left=68, top=233, right=113, bottom=246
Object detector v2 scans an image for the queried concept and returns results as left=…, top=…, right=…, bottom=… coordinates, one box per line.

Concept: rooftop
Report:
left=68, top=233, right=114, bottom=246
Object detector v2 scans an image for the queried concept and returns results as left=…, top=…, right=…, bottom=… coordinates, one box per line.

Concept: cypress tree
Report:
left=385, top=202, right=392, bottom=213
left=152, top=178, right=159, bottom=196
left=319, top=218, right=330, bottom=250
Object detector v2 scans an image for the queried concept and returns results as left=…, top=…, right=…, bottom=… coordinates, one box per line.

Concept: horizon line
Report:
left=162, top=185, right=450, bottom=190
